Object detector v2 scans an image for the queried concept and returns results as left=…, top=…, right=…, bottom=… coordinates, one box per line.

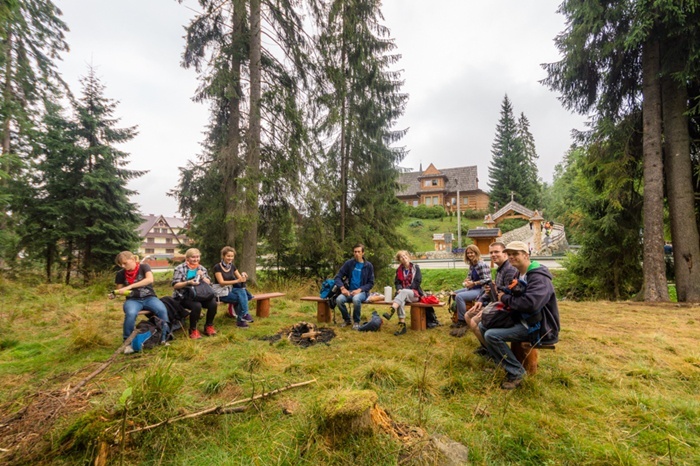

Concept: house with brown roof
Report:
left=137, top=214, right=190, bottom=257
left=397, top=163, right=489, bottom=212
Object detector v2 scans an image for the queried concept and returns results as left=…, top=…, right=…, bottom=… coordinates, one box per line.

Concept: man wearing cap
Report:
left=480, top=240, right=560, bottom=389
left=466, top=241, right=518, bottom=353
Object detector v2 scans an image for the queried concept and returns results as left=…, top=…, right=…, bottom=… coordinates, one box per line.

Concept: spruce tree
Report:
left=516, top=112, right=541, bottom=208
left=312, top=0, right=408, bottom=275
left=488, top=95, right=529, bottom=209
left=70, top=67, right=143, bottom=281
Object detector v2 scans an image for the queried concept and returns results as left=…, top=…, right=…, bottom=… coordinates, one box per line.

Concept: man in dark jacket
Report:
left=334, top=243, right=375, bottom=329
left=466, top=242, right=518, bottom=350
left=481, top=241, right=561, bottom=389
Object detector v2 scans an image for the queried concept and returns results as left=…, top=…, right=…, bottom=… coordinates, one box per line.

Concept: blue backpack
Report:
left=319, top=279, right=336, bottom=299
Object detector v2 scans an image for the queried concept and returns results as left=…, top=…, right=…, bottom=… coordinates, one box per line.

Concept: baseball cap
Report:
left=504, top=241, right=529, bottom=254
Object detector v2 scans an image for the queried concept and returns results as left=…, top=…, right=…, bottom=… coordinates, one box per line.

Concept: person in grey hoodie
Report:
left=480, top=241, right=560, bottom=390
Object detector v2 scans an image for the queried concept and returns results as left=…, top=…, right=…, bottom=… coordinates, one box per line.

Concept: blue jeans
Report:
left=480, top=322, right=529, bottom=380
left=124, top=296, right=170, bottom=342
left=336, top=291, right=367, bottom=324
left=220, top=288, right=253, bottom=320
left=454, top=288, right=482, bottom=321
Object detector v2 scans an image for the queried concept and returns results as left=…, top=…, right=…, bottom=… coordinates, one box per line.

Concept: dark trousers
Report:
left=180, top=296, right=218, bottom=329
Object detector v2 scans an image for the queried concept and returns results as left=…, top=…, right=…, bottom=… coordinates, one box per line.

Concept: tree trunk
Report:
left=224, top=0, right=244, bottom=248
left=660, top=42, right=700, bottom=302
left=339, top=9, right=348, bottom=243
left=241, top=0, right=261, bottom=282
left=65, top=240, right=73, bottom=285
left=641, top=38, right=669, bottom=302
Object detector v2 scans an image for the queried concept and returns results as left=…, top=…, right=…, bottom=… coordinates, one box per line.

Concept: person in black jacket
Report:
left=481, top=241, right=561, bottom=390
left=383, top=250, right=423, bottom=336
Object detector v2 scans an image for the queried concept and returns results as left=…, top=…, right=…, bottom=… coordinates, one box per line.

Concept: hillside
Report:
left=0, top=275, right=698, bottom=465
left=400, top=215, right=483, bottom=254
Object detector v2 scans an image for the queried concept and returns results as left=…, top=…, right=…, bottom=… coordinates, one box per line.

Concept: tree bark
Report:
left=339, top=3, right=348, bottom=243
left=660, top=42, right=700, bottom=302
left=241, top=0, right=261, bottom=282
left=641, top=38, right=670, bottom=302
left=224, top=0, right=244, bottom=248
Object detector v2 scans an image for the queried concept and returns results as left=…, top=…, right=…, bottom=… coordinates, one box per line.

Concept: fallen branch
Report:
left=64, top=329, right=139, bottom=400
left=125, top=378, right=317, bottom=435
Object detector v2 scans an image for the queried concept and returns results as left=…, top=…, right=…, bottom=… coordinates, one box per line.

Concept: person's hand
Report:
left=498, top=291, right=505, bottom=302
left=464, top=279, right=474, bottom=289
left=341, top=287, right=350, bottom=297
left=351, top=289, right=361, bottom=296
left=469, top=302, right=483, bottom=313
left=239, top=274, right=247, bottom=283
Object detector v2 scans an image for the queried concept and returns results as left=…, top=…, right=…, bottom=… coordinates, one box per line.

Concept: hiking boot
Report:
left=340, top=320, right=352, bottom=328
left=352, top=323, right=360, bottom=330
left=394, top=322, right=407, bottom=336
left=227, top=303, right=236, bottom=318
left=473, top=346, right=489, bottom=357
left=204, top=325, right=217, bottom=336
left=189, top=328, right=202, bottom=340
left=242, top=313, right=254, bottom=322
left=501, top=377, right=524, bottom=390
left=382, top=308, right=395, bottom=320
left=236, top=320, right=250, bottom=328
left=450, top=320, right=467, bottom=329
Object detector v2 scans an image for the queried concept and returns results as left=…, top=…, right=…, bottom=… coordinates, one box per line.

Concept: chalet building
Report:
left=397, top=163, right=489, bottom=212
left=137, top=214, right=189, bottom=257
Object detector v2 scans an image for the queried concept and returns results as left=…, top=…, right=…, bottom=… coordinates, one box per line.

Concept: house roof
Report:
left=467, top=228, right=502, bottom=238
left=492, top=201, right=534, bottom=221
left=397, top=163, right=482, bottom=196
left=138, top=214, right=188, bottom=238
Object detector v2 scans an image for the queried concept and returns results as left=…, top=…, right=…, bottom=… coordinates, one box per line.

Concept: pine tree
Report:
left=488, top=95, right=529, bottom=209
left=0, top=0, right=68, bottom=262
left=312, top=0, right=408, bottom=275
left=70, top=67, right=143, bottom=281
left=516, top=112, right=541, bottom=208
left=542, top=0, right=700, bottom=301
left=176, top=0, right=309, bottom=274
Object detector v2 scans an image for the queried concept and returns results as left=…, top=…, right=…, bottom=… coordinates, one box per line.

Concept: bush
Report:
left=408, top=220, right=423, bottom=228
left=460, top=208, right=488, bottom=220
left=404, top=204, right=446, bottom=219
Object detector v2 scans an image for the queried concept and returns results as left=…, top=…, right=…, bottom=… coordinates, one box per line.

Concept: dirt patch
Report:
left=0, top=389, right=93, bottom=464
left=261, top=322, right=336, bottom=348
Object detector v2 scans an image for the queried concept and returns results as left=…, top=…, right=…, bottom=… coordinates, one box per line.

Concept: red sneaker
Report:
left=227, top=303, right=236, bottom=318
left=189, top=328, right=202, bottom=340
left=204, top=325, right=217, bottom=336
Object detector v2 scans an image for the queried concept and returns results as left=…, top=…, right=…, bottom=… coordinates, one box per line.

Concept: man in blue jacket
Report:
left=334, top=243, right=375, bottom=329
left=481, top=241, right=560, bottom=390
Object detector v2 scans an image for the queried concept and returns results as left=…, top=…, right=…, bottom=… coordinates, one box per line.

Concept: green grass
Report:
left=400, top=215, right=483, bottom=254
left=1, top=276, right=699, bottom=465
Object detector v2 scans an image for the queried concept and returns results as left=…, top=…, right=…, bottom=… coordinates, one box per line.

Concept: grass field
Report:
left=399, top=216, right=483, bottom=254
left=1, top=272, right=699, bottom=465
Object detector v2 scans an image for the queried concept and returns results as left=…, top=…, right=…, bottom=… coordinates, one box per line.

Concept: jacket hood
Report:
left=526, top=262, right=552, bottom=280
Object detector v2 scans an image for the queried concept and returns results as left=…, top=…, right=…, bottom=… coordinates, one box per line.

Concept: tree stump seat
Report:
left=511, top=341, right=556, bottom=375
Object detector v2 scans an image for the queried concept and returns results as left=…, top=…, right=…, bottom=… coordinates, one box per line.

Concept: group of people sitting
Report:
left=332, top=241, right=560, bottom=389
left=113, top=246, right=255, bottom=342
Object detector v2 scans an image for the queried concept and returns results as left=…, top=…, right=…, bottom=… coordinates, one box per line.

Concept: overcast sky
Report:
left=56, top=0, right=587, bottom=217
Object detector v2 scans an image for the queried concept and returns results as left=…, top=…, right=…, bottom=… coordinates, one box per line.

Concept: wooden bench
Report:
left=138, top=292, right=286, bottom=319
left=299, top=296, right=444, bottom=331
left=511, top=341, right=556, bottom=375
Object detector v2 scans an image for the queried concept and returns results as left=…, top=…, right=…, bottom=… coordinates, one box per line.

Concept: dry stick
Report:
left=125, top=378, right=317, bottom=435
left=64, top=329, right=139, bottom=400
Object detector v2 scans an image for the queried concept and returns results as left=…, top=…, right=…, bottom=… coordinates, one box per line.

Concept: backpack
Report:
left=130, top=316, right=167, bottom=352
left=319, top=279, right=337, bottom=299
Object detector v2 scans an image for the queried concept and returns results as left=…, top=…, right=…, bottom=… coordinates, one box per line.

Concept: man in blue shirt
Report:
left=334, top=243, right=375, bottom=329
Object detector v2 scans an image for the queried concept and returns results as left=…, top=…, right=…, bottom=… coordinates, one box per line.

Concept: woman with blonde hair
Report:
left=172, top=248, right=218, bottom=339
left=113, top=251, right=170, bottom=343
left=453, top=244, right=491, bottom=326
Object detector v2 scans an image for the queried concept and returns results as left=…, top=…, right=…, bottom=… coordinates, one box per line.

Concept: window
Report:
left=431, top=179, right=438, bottom=186
left=451, top=197, right=456, bottom=205
left=425, top=197, right=432, bottom=206
left=433, top=196, right=439, bottom=205
left=166, top=249, right=175, bottom=254
left=412, top=200, right=418, bottom=207
left=147, top=237, right=154, bottom=243
left=165, top=238, right=172, bottom=244
left=424, top=180, right=431, bottom=187
left=145, top=248, right=154, bottom=254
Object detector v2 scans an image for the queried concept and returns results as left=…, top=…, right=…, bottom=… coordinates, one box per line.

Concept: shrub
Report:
left=498, top=218, right=529, bottom=233
left=404, top=204, right=446, bottom=219
left=408, top=220, right=424, bottom=228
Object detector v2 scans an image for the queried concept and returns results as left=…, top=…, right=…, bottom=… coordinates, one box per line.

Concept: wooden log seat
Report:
left=511, top=341, right=556, bottom=375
